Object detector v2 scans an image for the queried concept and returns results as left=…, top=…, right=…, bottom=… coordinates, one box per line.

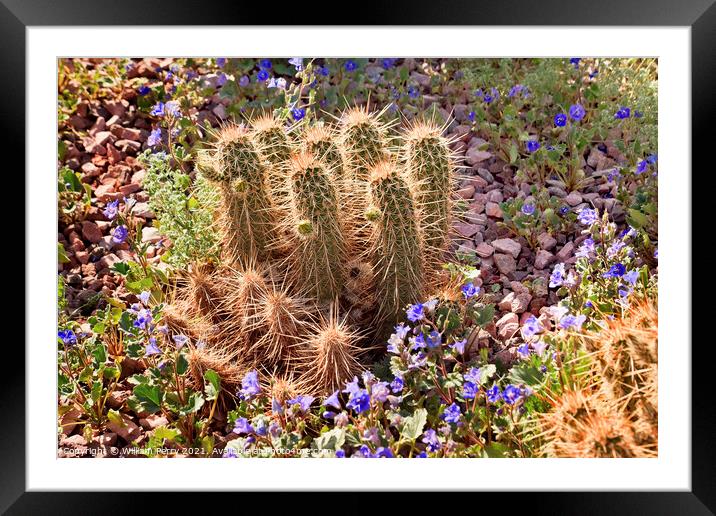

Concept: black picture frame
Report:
left=5, top=0, right=711, bottom=512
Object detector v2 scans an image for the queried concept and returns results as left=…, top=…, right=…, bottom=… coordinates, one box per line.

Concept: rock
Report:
left=556, top=242, right=575, bottom=262
left=98, top=433, right=118, bottom=447
left=81, top=221, right=103, bottom=244
left=107, top=390, right=130, bottom=409
left=58, top=434, right=89, bottom=457
left=465, top=147, right=493, bottom=165
left=485, top=202, right=503, bottom=218
left=141, top=226, right=162, bottom=244
left=212, top=104, right=227, bottom=119
left=564, top=191, right=583, bottom=206
left=499, top=291, right=532, bottom=314
left=454, top=223, right=480, bottom=238
left=95, top=183, right=120, bottom=202
left=107, top=414, right=142, bottom=443
left=475, top=242, right=494, bottom=258
left=534, top=249, right=555, bottom=269
left=98, top=253, right=121, bottom=270
left=119, top=183, right=141, bottom=196
left=131, top=202, right=155, bottom=218
left=466, top=175, right=488, bottom=190
left=456, top=184, right=475, bottom=199
left=104, top=100, right=128, bottom=117
left=510, top=281, right=529, bottom=295
left=487, top=190, right=503, bottom=203
left=477, top=168, right=494, bottom=184
left=139, top=415, right=169, bottom=431
left=492, top=238, right=521, bottom=258
left=494, top=347, right=517, bottom=366
left=115, top=139, right=142, bottom=152
left=495, top=312, right=519, bottom=340
left=537, top=232, right=557, bottom=251
left=131, top=170, right=146, bottom=184
left=493, top=253, right=516, bottom=275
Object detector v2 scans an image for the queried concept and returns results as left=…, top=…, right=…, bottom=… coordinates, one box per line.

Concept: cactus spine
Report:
left=340, top=107, right=390, bottom=181
left=251, top=114, right=294, bottom=211
left=284, top=152, right=348, bottom=302
left=367, top=160, right=424, bottom=326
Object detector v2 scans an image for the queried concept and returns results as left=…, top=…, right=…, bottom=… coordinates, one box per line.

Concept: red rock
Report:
left=106, top=143, right=123, bottom=164
left=107, top=414, right=142, bottom=443
left=81, top=221, right=103, bottom=244
left=104, top=100, right=128, bottom=117
left=454, top=222, right=480, bottom=238
left=493, top=253, right=516, bottom=275
left=492, top=238, right=521, bottom=258
left=139, top=415, right=169, bottom=431
left=485, top=202, right=503, bottom=218
left=131, top=170, right=146, bottom=184
left=98, top=253, right=121, bottom=270
left=475, top=242, right=494, bottom=258
left=75, top=250, right=89, bottom=264
left=119, top=183, right=140, bottom=196
left=556, top=242, right=575, bottom=262
left=456, top=184, right=475, bottom=199
left=95, top=183, right=120, bottom=202
left=80, top=161, right=102, bottom=178
left=534, top=250, right=554, bottom=269
left=495, top=312, right=519, bottom=340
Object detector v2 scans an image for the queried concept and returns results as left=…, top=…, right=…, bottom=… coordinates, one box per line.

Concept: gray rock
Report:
left=494, top=253, right=516, bottom=275
left=492, top=238, right=521, bottom=258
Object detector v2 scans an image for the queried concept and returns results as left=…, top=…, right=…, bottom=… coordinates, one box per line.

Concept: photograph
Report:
left=56, top=56, right=659, bottom=459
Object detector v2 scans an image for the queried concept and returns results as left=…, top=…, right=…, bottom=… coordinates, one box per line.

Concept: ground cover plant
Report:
left=57, top=57, right=658, bottom=458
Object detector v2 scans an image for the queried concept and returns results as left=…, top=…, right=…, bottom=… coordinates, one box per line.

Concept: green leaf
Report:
left=508, top=363, right=544, bottom=387
left=482, top=442, right=509, bottom=458
left=478, top=364, right=497, bottom=385
left=58, top=243, right=70, bottom=264
left=313, top=428, right=346, bottom=451
left=473, top=304, right=495, bottom=327
left=509, top=142, right=519, bottom=164
left=176, top=353, right=189, bottom=375
left=131, top=383, right=163, bottom=414
left=112, top=262, right=131, bottom=275
left=400, top=408, right=427, bottom=441
left=204, top=369, right=221, bottom=401
left=107, top=409, right=125, bottom=427
left=627, top=208, right=649, bottom=229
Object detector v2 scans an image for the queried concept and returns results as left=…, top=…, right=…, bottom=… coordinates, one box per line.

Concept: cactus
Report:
left=211, top=124, right=277, bottom=265
left=251, top=114, right=294, bottom=211
left=302, top=124, right=347, bottom=181
left=403, top=121, right=456, bottom=273
left=367, top=160, right=424, bottom=326
left=283, top=152, right=348, bottom=302
left=296, top=311, right=363, bottom=395
left=339, top=106, right=391, bottom=181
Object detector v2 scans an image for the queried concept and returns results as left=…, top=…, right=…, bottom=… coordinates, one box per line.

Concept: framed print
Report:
left=6, top=0, right=713, bottom=512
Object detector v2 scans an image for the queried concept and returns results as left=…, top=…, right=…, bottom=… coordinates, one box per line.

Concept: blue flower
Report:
left=634, top=110, right=643, bottom=118
left=526, top=140, right=540, bottom=153
left=291, top=108, right=306, bottom=121
left=346, top=389, right=370, bottom=413
left=165, top=101, right=180, bottom=117
left=133, top=308, right=152, bottom=330
left=344, top=60, right=357, bottom=72
left=503, top=384, right=522, bottom=405
left=375, top=447, right=394, bottom=458
left=559, top=206, right=569, bottom=215
left=335, top=449, right=345, bottom=458
left=406, top=303, right=425, bottom=322
left=549, top=263, right=566, bottom=288
left=517, top=343, right=530, bottom=359
left=239, top=370, right=261, bottom=400
left=450, top=338, right=467, bottom=355
left=461, top=283, right=479, bottom=299
left=636, top=160, right=648, bottom=174
left=654, top=248, right=658, bottom=260
left=558, top=313, right=587, bottom=330
left=288, top=57, right=303, bottom=70
left=390, top=376, right=404, bottom=393
left=216, top=73, right=228, bottom=87
left=287, top=395, right=315, bottom=413
left=172, top=334, right=189, bottom=349
left=614, top=106, right=631, bottom=119
left=589, top=69, right=599, bottom=78
left=521, top=315, right=543, bottom=339
left=577, top=207, right=598, bottom=225
left=112, top=225, right=128, bottom=244
left=216, top=57, right=227, bottom=68
left=474, top=88, right=484, bottom=98
left=441, top=403, right=461, bottom=423
left=540, top=364, right=548, bottom=373
left=408, top=86, right=419, bottom=98
left=103, top=199, right=119, bottom=220
left=258, top=59, right=272, bottom=70
left=238, top=75, right=250, bottom=87
left=569, top=104, right=586, bottom=121
left=603, top=263, right=626, bottom=278
left=147, top=128, right=162, bottom=147
left=463, top=381, right=479, bottom=400
left=317, top=65, right=330, bottom=77
left=521, top=203, right=536, bottom=216
left=138, top=291, right=151, bottom=305
left=324, top=390, right=341, bottom=410
left=486, top=385, right=502, bottom=403
left=424, top=330, right=442, bottom=349
left=144, top=338, right=161, bottom=356
left=150, top=102, right=165, bottom=116
left=508, top=84, right=523, bottom=98
left=381, top=58, right=397, bottom=69
left=623, top=269, right=639, bottom=286
left=58, top=329, right=77, bottom=346
left=575, top=238, right=595, bottom=259
left=422, top=429, right=441, bottom=452
left=468, top=111, right=476, bottom=122
left=222, top=447, right=238, bottom=458
left=554, top=113, right=567, bottom=127
left=647, top=153, right=658, bottom=164
left=464, top=367, right=481, bottom=384
left=371, top=381, right=390, bottom=403
left=569, top=57, right=581, bottom=68
left=138, top=85, right=150, bottom=96
left=233, top=417, right=254, bottom=435
left=257, top=69, right=269, bottom=82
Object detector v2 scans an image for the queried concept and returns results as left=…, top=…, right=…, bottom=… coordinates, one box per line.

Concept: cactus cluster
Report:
left=172, top=110, right=458, bottom=396
left=537, top=300, right=658, bottom=457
